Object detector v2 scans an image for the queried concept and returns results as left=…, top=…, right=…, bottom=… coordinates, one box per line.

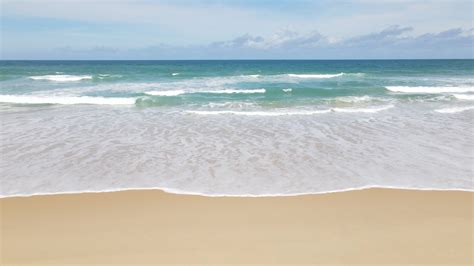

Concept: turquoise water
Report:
left=0, top=60, right=473, bottom=197
left=1, top=60, right=473, bottom=109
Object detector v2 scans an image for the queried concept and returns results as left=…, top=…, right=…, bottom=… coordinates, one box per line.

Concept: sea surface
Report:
left=0, top=60, right=473, bottom=197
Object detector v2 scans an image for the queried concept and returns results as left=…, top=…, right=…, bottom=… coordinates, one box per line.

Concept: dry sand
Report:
left=1, top=189, right=473, bottom=265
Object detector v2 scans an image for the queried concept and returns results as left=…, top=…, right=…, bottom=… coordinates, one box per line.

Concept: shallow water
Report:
left=1, top=60, right=473, bottom=197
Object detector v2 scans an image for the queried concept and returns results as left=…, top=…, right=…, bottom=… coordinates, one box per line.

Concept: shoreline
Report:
left=2, top=185, right=473, bottom=199
left=1, top=188, right=472, bottom=264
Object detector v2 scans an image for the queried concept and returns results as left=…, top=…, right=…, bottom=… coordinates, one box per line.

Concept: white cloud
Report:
left=2, top=1, right=473, bottom=58
left=3, top=0, right=473, bottom=41
left=2, top=0, right=307, bottom=44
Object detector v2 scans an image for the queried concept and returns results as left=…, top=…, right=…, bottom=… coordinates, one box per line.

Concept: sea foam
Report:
left=145, top=90, right=186, bottom=96
left=29, top=75, right=93, bottom=82
left=144, top=89, right=266, bottom=96
left=334, top=96, right=374, bottom=103
left=0, top=95, right=135, bottom=105
left=434, top=106, right=474, bottom=113
left=186, top=105, right=393, bottom=116
left=452, top=94, right=474, bottom=100
left=386, top=86, right=474, bottom=93
left=203, top=89, right=266, bottom=94
left=288, top=73, right=344, bottom=78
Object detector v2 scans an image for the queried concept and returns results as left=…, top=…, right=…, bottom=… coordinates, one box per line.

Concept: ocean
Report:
left=0, top=60, right=473, bottom=197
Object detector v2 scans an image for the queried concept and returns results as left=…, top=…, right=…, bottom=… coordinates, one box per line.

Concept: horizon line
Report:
left=1, top=58, right=473, bottom=61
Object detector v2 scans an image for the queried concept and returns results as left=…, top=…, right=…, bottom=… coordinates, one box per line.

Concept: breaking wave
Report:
left=145, top=90, right=186, bottom=96
left=386, top=86, right=474, bottom=93
left=144, top=89, right=266, bottom=96
left=0, top=95, right=135, bottom=105
left=287, top=73, right=344, bottom=78
left=452, top=94, right=474, bottom=100
left=29, top=75, right=93, bottom=82
left=434, top=106, right=474, bottom=113
left=203, top=89, right=266, bottom=94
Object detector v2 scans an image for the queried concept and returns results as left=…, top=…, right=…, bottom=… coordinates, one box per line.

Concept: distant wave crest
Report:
left=288, top=73, right=344, bottom=79
left=203, top=89, right=266, bottom=94
left=29, top=75, right=93, bottom=82
left=145, top=89, right=266, bottom=96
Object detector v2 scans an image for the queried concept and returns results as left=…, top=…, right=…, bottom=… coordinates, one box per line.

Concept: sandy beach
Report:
left=1, top=188, right=472, bottom=265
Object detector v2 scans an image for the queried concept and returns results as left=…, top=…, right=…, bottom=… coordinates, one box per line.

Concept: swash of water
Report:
left=0, top=60, right=473, bottom=197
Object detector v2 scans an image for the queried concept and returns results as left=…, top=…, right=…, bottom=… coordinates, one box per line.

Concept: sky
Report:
left=1, top=0, right=473, bottom=59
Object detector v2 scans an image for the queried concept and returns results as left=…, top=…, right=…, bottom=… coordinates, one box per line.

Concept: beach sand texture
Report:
left=1, top=189, right=473, bottom=265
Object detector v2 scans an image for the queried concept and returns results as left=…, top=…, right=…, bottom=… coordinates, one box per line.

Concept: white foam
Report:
left=335, top=96, right=373, bottom=103
left=434, top=106, right=474, bottom=113
left=187, top=110, right=331, bottom=116
left=97, top=74, right=123, bottom=80
left=205, top=102, right=257, bottom=108
left=452, top=94, right=474, bottom=100
left=2, top=185, right=472, bottom=199
left=145, top=90, right=185, bottom=96
left=283, top=88, right=292, bottom=92
left=288, top=73, right=344, bottom=78
left=0, top=95, right=135, bottom=105
left=333, top=105, right=394, bottom=113
left=172, top=73, right=180, bottom=76
left=203, top=89, right=266, bottom=94
left=144, top=89, right=265, bottom=96
left=29, top=75, right=93, bottom=82
left=386, top=86, right=474, bottom=93
left=187, top=105, right=393, bottom=116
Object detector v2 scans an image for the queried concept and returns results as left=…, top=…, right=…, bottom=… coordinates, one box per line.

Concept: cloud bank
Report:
left=2, top=0, right=473, bottom=59
left=13, top=26, right=470, bottom=59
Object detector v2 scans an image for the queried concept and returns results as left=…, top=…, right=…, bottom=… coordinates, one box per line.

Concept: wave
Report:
left=386, top=86, right=474, bottom=93
left=452, top=94, right=474, bottom=100
left=172, top=73, right=180, bottom=76
left=288, top=73, right=344, bottom=78
left=333, top=105, right=394, bottom=113
left=434, top=106, right=474, bottom=113
left=144, top=89, right=266, bottom=96
left=186, top=105, right=393, bottom=116
left=0, top=95, right=135, bottom=105
left=334, top=96, right=374, bottom=103
left=203, top=89, right=266, bottom=94
left=29, top=75, right=93, bottom=82
left=205, top=102, right=257, bottom=108
left=282, top=88, right=292, bottom=92
left=52, top=72, right=351, bottom=96
left=97, top=74, right=123, bottom=80
left=145, top=90, right=185, bottom=96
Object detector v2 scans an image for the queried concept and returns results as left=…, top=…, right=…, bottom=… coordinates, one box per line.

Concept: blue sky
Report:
left=1, top=0, right=473, bottom=59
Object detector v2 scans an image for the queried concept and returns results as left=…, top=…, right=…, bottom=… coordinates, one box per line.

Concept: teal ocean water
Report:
left=1, top=60, right=473, bottom=197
